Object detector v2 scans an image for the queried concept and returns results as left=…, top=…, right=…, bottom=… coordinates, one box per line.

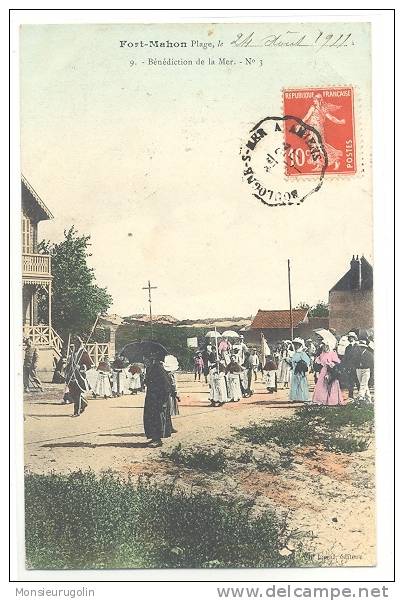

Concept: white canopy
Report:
left=313, top=328, right=337, bottom=350
left=205, top=330, right=222, bottom=338
left=222, top=330, right=239, bottom=338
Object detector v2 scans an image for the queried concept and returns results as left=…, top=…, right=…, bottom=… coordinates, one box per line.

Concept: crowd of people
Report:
left=192, top=335, right=259, bottom=406
left=23, top=327, right=374, bottom=448
left=191, top=329, right=374, bottom=407
left=54, top=336, right=180, bottom=447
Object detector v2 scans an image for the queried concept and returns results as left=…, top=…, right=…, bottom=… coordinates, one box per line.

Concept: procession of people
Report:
left=23, top=323, right=374, bottom=446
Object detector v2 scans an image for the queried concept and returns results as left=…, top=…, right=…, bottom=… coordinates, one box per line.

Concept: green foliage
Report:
left=163, top=443, right=294, bottom=475
left=116, top=324, right=208, bottom=370
left=236, top=401, right=374, bottom=455
left=309, top=301, right=329, bottom=318
left=254, top=451, right=295, bottom=474
left=322, top=435, right=370, bottom=454
left=38, top=227, right=113, bottom=338
left=299, top=401, right=374, bottom=429
left=25, top=470, right=295, bottom=569
left=162, top=443, right=227, bottom=472
left=234, top=449, right=255, bottom=464
left=295, top=300, right=329, bottom=318
left=236, top=416, right=317, bottom=447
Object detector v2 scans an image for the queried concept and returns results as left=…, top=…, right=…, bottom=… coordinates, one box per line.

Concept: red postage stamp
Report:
left=283, top=86, right=356, bottom=176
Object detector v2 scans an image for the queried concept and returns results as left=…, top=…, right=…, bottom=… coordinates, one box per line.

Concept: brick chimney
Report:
left=350, top=255, right=360, bottom=290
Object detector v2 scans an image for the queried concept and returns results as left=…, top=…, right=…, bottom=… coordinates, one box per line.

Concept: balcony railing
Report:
left=86, top=343, right=113, bottom=366
left=23, top=325, right=63, bottom=356
left=22, top=253, right=51, bottom=278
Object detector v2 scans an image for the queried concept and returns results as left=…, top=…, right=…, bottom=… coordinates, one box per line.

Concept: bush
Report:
left=322, top=435, right=370, bottom=454
left=162, top=443, right=227, bottom=472
left=296, top=401, right=374, bottom=430
left=236, top=419, right=317, bottom=447
left=236, top=401, right=373, bottom=454
left=25, top=470, right=296, bottom=569
left=255, top=451, right=294, bottom=474
left=234, top=449, right=255, bottom=464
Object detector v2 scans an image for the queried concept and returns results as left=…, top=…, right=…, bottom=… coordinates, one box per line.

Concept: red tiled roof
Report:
left=250, top=309, right=309, bottom=330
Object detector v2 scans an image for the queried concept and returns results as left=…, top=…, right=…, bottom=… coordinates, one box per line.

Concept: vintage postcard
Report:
left=18, top=20, right=378, bottom=573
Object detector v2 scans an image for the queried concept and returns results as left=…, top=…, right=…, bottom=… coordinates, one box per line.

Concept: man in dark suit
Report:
left=343, top=332, right=360, bottom=400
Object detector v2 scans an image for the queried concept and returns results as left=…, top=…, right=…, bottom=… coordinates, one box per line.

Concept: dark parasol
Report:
left=119, top=340, right=168, bottom=364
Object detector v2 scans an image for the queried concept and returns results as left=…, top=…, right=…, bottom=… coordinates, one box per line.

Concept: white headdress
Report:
left=163, top=355, right=179, bottom=372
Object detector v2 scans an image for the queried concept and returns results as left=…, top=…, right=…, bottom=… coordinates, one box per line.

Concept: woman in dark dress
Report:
left=143, top=357, right=173, bottom=447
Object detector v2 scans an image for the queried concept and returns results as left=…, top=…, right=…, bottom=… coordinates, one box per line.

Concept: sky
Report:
left=20, top=22, right=373, bottom=319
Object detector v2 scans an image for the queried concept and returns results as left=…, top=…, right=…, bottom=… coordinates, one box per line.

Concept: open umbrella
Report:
left=119, top=340, right=168, bottom=363
left=222, top=330, right=239, bottom=338
left=313, top=328, right=337, bottom=350
left=205, top=330, right=221, bottom=338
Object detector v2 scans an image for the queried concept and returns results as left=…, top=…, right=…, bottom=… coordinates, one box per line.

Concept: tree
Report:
left=295, top=300, right=329, bottom=318
left=38, top=227, right=113, bottom=339
left=309, top=300, right=329, bottom=318
left=295, top=301, right=310, bottom=311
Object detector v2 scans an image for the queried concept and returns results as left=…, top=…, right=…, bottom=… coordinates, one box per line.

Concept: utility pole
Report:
left=142, top=280, right=157, bottom=339
left=288, top=259, right=294, bottom=341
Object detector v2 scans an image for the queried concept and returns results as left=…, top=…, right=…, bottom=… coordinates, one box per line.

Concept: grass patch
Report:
left=254, top=451, right=294, bottom=474
left=236, top=401, right=373, bottom=455
left=302, top=401, right=374, bottom=429
left=234, top=449, right=255, bottom=464
left=161, top=443, right=227, bottom=472
left=322, top=434, right=370, bottom=454
left=237, top=419, right=315, bottom=447
left=25, top=470, right=296, bottom=569
left=163, top=443, right=295, bottom=475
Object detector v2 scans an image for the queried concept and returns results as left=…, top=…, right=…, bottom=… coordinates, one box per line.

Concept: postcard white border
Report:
left=5, top=5, right=396, bottom=595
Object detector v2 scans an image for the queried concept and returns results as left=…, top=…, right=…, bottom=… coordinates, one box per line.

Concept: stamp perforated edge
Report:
left=280, top=83, right=367, bottom=182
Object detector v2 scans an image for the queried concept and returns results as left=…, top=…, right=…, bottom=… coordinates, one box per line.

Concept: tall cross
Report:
left=142, top=280, right=157, bottom=338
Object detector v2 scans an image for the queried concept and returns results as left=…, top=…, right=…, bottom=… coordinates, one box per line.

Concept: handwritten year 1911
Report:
left=231, top=30, right=353, bottom=51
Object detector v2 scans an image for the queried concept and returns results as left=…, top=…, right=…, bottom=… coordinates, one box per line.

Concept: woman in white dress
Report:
left=93, top=360, right=113, bottom=399
left=225, top=355, right=243, bottom=402
left=209, top=362, right=228, bottom=407
left=277, top=341, right=294, bottom=389
left=111, top=355, right=129, bottom=397
left=263, top=355, right=278, bottom=394
left=128, top=363, right=143, bottom=394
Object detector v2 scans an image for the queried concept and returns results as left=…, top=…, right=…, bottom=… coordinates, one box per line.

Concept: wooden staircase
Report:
left=23, top=325, right=64, bottom=382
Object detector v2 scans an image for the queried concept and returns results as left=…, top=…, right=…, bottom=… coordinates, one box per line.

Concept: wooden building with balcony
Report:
left=22, top=176, right=63, bottom=381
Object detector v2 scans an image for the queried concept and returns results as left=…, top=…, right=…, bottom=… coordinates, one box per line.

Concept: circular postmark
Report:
left=241, top=115, right=328, bottom=207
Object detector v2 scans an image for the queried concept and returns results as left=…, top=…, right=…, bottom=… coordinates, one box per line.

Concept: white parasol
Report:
left=222, top=330, right=239, bottom=338
left=205, top=330, right=222, bottom=338
left=313, top=328, right=337, bottom=350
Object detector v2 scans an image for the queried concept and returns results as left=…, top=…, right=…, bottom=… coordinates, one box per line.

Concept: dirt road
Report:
left=24, top=374, right=296, bottom=473
left=23, top=374, right=375, bottom=567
